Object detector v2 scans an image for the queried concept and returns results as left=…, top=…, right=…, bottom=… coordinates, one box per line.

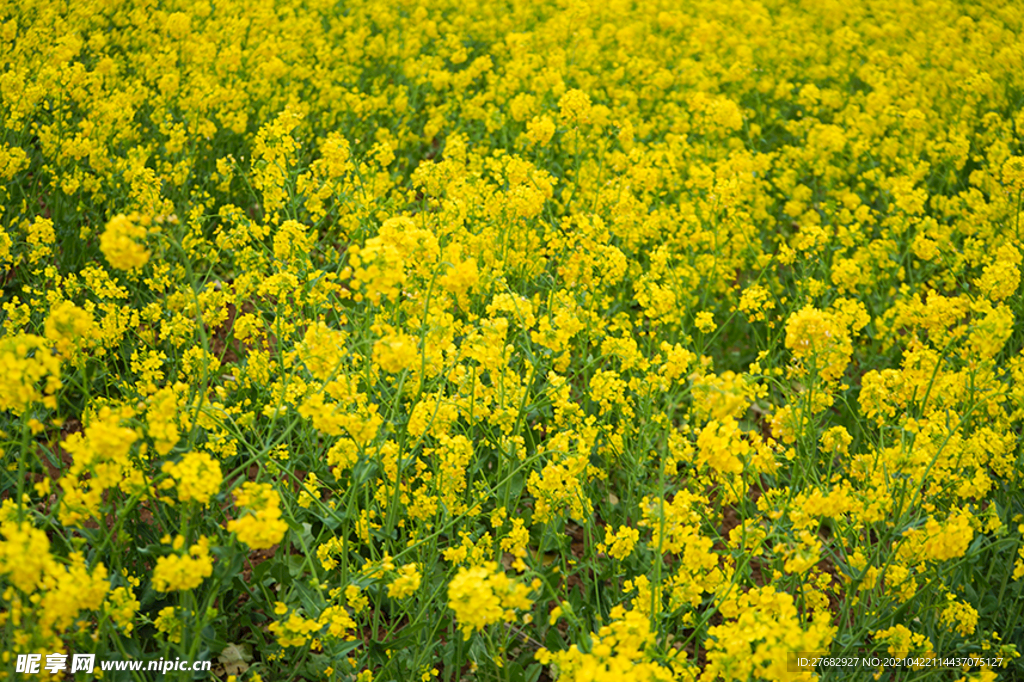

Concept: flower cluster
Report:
left=151, top=536, right=214, bottom=592
left=227, top=482, right=289, bottom=550
left=100, top=214, right=151, bottom=271
left=448, top=562, right=534, bottom=640
left=1, top=0, right=1022, bottom=678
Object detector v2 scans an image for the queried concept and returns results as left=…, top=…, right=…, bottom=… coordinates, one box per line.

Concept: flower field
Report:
left=2, top=0, right=1024, bottom=679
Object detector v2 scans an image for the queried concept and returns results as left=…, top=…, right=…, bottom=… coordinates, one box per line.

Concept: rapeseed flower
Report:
left=448, top=562, right=533, bottom=639
left=227, top=483, right=288, bottom=549
left=152, top=536, right=214, bottom=592
left=100, top=214, right=151, bottom=271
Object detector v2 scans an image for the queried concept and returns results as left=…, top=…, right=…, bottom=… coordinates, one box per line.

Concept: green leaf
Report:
left=217, top=642, right=253, bottom=676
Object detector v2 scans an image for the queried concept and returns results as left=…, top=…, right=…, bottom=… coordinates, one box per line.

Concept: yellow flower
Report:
left=0, top=520, right=53, bottom=592
left=448, top=562, right=533, bottom=639
left=161, top=450, right=223, bottom=505
left=525, top=115, right=556, bottom=146
left=784, top=305, right=852, bottom=382
left=535, top=606, right=671, bottom=677
left=100, top=214, right=150, bottom=271
left=151, top=536, right=214, bottom=592
left=372, top=329, right=419, bottom=374
left=103, top=586, right=140, bottom=634
left=346, top=584, right=369, bottom=614
left=558, top=89, right=593, bottom=126
left=601, top=525, right=639, bottom=561
left=24, top=216, right=55, bottom=264
left=227, top=482, right=288, bottom=549
left=269, top=611, right=321, bottom=648
left=44, top=300, right=96, bottom=360
left=695, top=311, right=716, bottom=333
left=940, top=594, right=979, bottom=637
left=387, top=563, right=422, bottom=599
left=696, top=419, right=749, bottom=475
left=872, top=624, right=933, bottom=659
left=154, top=606, right=183, bottom=643
left=919, top=512, right=974, bottom=562
left=0, top=334, right=62, bottom=414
